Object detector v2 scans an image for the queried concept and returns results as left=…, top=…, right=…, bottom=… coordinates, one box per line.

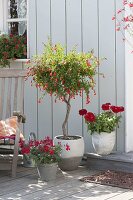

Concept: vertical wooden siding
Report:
left=24, top=0, right=125, bottom=152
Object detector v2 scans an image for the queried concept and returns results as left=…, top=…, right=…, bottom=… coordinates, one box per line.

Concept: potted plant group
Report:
left=26, top=40, right=100, bottom=170
left=20, top=136, right=62, bottom=181
left=0, top=33, right=27, bottom=67
left=79, top=103, right=124, bottom=155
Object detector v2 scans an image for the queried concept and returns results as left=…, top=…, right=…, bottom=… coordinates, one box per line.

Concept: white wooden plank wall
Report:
left=0, top=0, right=124, bottom=152
left=0, top=0, right=3, bottom=31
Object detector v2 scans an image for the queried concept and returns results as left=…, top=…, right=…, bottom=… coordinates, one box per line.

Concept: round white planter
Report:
left=92, top=131, right=116, bottom=155
left=54, top=135, right=84, bottom=171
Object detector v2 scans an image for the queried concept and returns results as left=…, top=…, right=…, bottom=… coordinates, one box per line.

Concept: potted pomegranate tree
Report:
left=27, top=40, right=100, bottom=170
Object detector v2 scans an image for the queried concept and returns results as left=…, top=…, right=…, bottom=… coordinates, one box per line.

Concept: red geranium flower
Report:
left=119, top=106, right=124, bottom=112
left=21, top=146, right=30, bottom=155
left=49, top=149, right=54, bottom=155
left=102, top=103, right=111, bottom=110
left=84, top=112, right=95, bottom=122
left=79, top=109, right=87, bottom=116
left=44, top=145, right=49, bottom=152
left=110, top=106, right=120, bottom=113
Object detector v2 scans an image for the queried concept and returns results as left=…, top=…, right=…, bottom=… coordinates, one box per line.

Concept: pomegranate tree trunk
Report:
left=62, top=95, right=71, bottom=138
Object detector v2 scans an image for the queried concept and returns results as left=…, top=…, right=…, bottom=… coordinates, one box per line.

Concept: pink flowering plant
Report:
left=79, top=103, right=124, bottom=134
left=26, top=40, right=102, bottom=138
left=0, top=33, right=27, bottom=67
left=112, top=0, right=133, bottom=48
left=20, top=137, right=64, bottom=165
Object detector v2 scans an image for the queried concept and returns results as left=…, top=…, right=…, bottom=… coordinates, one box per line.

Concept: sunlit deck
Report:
left=0, top=165, right=133, bottom=200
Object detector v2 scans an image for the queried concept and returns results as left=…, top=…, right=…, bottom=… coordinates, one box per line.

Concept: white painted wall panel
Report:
left=0, top=0, right=3, bottom=31
left=116, top=0, right=125, bottom=152
left=99, top=0, right=117, bottom=151
left=24, top=0, right=125, bottom=152
left=66, top=0, right=82, bottom=137
left=24, top=0, right=37, bottom=139
left=51, top=0, right=66, bottom=137
left=82, top=0, right=99, bottom=152
left=36, top=0, right=52, bottom=140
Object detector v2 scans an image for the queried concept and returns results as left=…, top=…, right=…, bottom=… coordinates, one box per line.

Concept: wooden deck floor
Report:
left=0, top=165, right=133, bottom=200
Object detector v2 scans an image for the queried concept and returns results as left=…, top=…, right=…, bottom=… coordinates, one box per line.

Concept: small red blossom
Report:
left=112, top=16, right=115, bottom=20
left=15, top=45, right=19, bottom=50
left=129, top=3, right=133, bottom=7
left=86, top=60, right=91, bottom=67
left=84, top=112, right=95, bottom=122
left=44, top=145, right=50, bottom=152
left=79, top=109, right=87, bottom=116
left=117, top=9, right=122, bottom=14
left=66, top=144, right=70, bottom=151
left=116, top=27, right=120, bottom=31
left=21, top=146, right=30, bottom=155
left=49, top=149, right=54, bottom=155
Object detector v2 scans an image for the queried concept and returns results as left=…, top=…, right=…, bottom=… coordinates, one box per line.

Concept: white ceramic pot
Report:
left=92, top=131, right=116, bottom=155
left=54, top=135, right=84, bottom=171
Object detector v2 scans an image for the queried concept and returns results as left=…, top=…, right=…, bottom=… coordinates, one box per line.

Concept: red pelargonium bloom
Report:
left=34, top=140, right=40, bottom=147
left=44, top=145, right=49, bottom=152
left=119, top=106, right=124, bottom=112
left=102, top=103, right=111, bottom=111
left=79, top=109, right=87, bottom=116
left=111, top=106, right=124, bottom=113
left=84, top=112, right=95, bottom=122
left=21, top=146, right=30, bottom=155
left=49, top=149, right=54, bottom=155
left=110, top=106, right=120, bottom=113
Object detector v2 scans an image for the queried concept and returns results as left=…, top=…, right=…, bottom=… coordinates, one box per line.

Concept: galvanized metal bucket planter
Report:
left=37, top=163, right=58, bottom=181
left=23, top=132, right=36, bottom=168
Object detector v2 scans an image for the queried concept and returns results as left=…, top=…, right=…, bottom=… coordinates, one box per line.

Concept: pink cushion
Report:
left=0, top=116, right=24, bottom=145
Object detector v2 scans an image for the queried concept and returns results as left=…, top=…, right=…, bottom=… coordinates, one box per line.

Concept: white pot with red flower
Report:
left=79, top=103, right=124, bottom=155
left=26, top=40, right=102, bottom=170
left=20, top=136, right=62, bottom=181
left=54, top=135, right=84, bottom=171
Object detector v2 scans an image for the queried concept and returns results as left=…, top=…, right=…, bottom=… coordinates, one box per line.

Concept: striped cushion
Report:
left=0, top=116, right=24, bottom=146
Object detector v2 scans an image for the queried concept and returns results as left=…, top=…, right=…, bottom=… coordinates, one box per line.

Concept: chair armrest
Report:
left=13, top=111, right=26, bottom=123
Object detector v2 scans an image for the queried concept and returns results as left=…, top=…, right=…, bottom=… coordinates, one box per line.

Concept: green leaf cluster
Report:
left=0, top=34, right=27, bottom=67
left=27, top=41, right=99, bottom=100
left=30, top=144, right=62, bottom=165
left=87, top=111, right=122, bottom=135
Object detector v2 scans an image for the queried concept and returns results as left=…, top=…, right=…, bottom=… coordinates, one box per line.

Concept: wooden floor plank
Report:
left=0, top=166, right=92, bottom=199
left=106, top=191, right=133, bottom=200
left=61, top=185, right=127, bottom=200
left=0, top=166, right=131, bottom=200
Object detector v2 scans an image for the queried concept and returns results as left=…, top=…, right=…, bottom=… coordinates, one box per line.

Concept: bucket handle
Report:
left=28, top=132, right=36, bottom=142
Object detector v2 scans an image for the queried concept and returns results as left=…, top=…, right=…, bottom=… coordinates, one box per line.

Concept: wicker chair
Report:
left=0, top=69, right=26, bottom=177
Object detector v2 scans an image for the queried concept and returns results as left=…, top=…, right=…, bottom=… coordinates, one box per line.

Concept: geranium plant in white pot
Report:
left=26, top=40, right=100, bottom=170
left=79, top=103, right=124, bottom=155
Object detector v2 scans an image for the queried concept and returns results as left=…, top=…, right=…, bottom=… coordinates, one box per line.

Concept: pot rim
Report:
left=54, top=135, right=83, bottom=140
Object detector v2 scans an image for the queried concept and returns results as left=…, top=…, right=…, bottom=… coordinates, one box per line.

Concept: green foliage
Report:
left=27, top=41, right=99, bottom=101
left=87, top=111, right=122, bottom=135
left=20, top=137, right=62, bottom=165
left=30, top=144, right=62, bottom=165
left=0, top=33, right=27, bottom=67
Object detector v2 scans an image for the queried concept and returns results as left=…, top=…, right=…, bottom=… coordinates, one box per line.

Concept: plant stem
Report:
left=62, top=95, right=71, bottom=138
